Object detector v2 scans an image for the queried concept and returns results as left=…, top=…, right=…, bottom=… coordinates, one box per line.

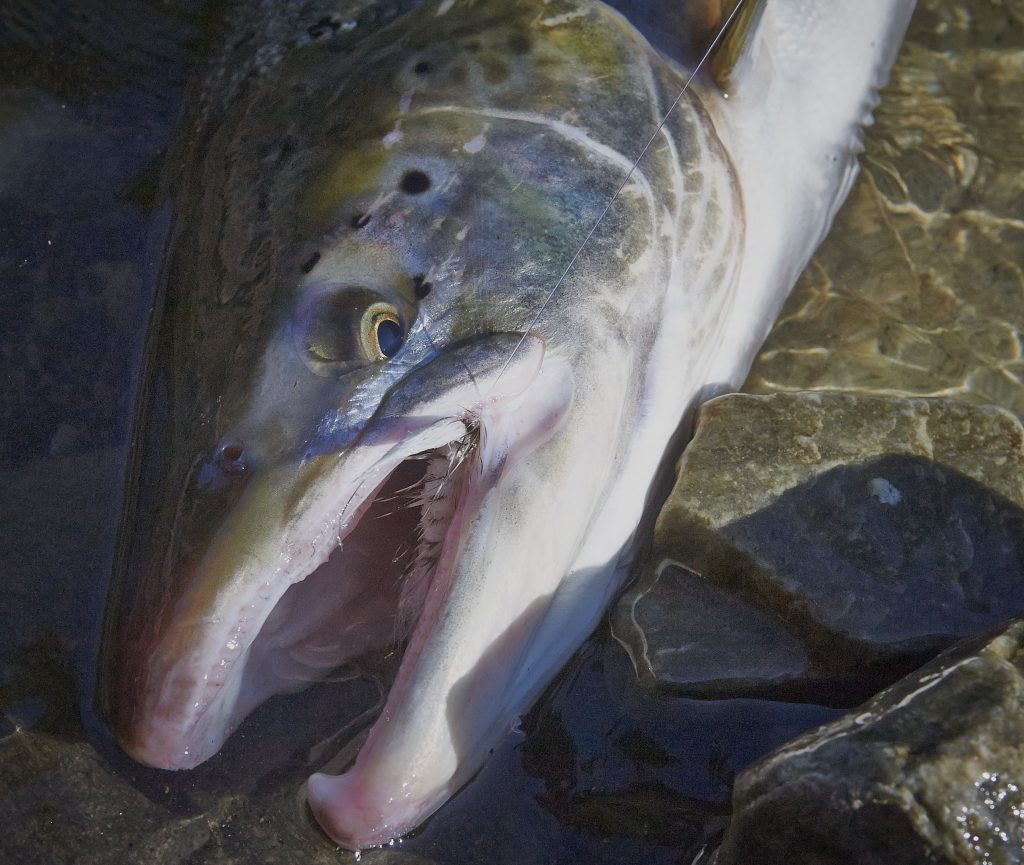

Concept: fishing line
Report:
left=416, top=296, right=483, bottom=400
left=488, top=0, right=747, bottom=391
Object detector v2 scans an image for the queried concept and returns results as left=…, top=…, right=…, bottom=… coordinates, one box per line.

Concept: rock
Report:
left=615, top=392, right=1024, bottom=698
left=515, top=631, right=838, bottom=862
left=716, top=619, right=1024, bottom=865
left=612, top=562, right=814, bottom=699
left=0, top=727, right=438, bottom=865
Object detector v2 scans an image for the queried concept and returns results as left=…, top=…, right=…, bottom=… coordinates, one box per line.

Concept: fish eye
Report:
left=361, top=303, right=404, bottom=361
left=301, top=290, right=406, bottom=366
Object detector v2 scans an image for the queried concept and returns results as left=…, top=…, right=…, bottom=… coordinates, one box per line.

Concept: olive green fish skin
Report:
left=186, top=0, right=731, bottom=448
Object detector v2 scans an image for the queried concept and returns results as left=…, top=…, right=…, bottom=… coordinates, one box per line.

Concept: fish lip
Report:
left=118, top=335, right=549, bottom=773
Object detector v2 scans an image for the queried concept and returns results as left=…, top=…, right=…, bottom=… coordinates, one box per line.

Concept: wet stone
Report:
left=615, top=392, right=1024, bottom=698
left=612, top=562, right=812, bottom=698
left=716, top=619, right=1024, bottom=865
left=0, top=728, right=442, bottom=865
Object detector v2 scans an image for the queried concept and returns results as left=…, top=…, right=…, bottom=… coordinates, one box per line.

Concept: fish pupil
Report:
left=376, top=318, right=404, bottom=358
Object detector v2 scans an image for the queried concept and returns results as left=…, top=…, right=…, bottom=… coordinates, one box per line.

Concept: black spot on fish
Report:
left=351, top=212, right=370, bottom=229
left=414, top=60, right=433, bottom=75
left=412, top=274, right=432, bottom=299
left=301, top=252, right=320, bottom=273
left=400, top=170, right=431, bottom=195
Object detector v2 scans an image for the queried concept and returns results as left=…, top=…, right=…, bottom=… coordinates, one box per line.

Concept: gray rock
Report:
left=616, top=392, right=1024, bottom=697
left=716, top=619, right=1024, bottom=865
left=612, top=562, right=813, bottom=698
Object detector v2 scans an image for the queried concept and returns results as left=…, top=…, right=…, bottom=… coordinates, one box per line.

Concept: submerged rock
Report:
left=716, top=619, right=1024, bottom=865
left=614, top=392, right=1024, bottom=699
left=612, top=561, right=814, bottom=699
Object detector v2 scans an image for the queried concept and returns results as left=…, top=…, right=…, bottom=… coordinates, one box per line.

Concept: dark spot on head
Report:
left=507, top=32, right=531, bottom=54
left=300, top=252, right=320, bottom=274
left=350, top=212, right=370, bottom=229
left=400, top=170, right=431, bottom=195
left=414, top=60, right=433, bottom=75
left=466, top=40, right=481, bottom=53
left=412, top=274, right=433, bottom=299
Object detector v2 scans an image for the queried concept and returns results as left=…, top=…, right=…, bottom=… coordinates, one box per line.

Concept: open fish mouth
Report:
left=257, top=435, right=480, bottom=697
left=115, top=333, right=575, bottom=844
left=124, top=423, right=477, bottom=770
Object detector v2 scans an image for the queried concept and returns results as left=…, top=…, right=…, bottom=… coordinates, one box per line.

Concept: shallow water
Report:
left=1, top=1, right=1020, bottom=863
left=745, top=0, right=1024, bottom=415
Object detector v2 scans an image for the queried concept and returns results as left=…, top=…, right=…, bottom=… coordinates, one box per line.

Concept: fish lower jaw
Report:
left=303, top=355, right=575, bottom=849
left=122, top=737, right=208, bottom=771
left=307, top=770, right=449, bottom=850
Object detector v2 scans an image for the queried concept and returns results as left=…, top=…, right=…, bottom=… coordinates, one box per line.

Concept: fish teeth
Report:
left=396, top=438, right=474, bottom=637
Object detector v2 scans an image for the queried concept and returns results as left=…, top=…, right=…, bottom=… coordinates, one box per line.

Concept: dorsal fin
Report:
left=689, top=0, right=767, bottom=91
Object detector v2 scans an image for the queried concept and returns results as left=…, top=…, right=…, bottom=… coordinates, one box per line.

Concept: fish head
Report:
left=101, top=0, right=702, bottom=848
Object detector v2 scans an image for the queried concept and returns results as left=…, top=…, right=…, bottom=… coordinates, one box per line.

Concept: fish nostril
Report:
left=217, top=441, right=247, bottom=475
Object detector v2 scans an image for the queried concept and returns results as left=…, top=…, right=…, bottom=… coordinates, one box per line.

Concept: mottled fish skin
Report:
left=100, top=0, right=913, bottom=850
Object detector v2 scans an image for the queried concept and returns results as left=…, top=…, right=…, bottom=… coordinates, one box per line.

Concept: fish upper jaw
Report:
left=304, top=352, right=582, bottom=849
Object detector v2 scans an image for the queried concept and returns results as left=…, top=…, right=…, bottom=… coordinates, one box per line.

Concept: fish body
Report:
left=102, top=0, right=915, bottom=849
